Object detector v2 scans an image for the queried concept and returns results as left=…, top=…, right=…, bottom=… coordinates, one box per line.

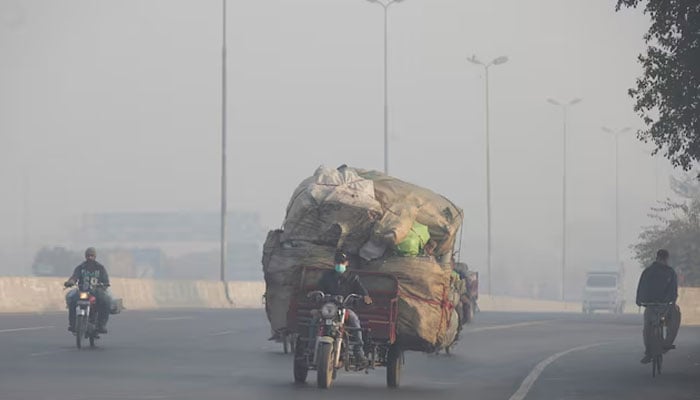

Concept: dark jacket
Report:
left=636, top=261, right=678, bottom=306
left=68, top=260, right=110, bottom=290
left=319, top=270, right=369, bottom=298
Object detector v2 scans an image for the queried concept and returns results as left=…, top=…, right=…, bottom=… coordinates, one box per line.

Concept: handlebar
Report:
left=640, top=302, right=673, bottom=307
left=64, top=282, right=109, bottom=289
left=306, top=291, right=362, bottom=306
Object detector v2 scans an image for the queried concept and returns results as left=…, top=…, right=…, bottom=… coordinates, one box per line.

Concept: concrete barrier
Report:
left=0, top=276, right=694, bottom=326
left=478, top=294, right=580, bottom=313
left=0, top=277, right=265, bottom=313
left=0, top=277, right=68, bottom=313
left=679, top=287, right=700, bottom=326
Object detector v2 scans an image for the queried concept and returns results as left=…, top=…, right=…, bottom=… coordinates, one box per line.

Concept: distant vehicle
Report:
left=32, top=246, right=82, bottom=277
left=582, top=271, right=625, bottom=314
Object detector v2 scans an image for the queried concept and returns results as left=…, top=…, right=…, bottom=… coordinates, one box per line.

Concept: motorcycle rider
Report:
left=318, top=250, right=373, bottom=365
left=636, top=249, right=682, bottom=364
left=64, top=247, right=112, bottom=334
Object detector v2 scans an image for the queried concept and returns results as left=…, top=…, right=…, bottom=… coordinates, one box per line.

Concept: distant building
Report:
left=72, top=211, right=266, bottom=280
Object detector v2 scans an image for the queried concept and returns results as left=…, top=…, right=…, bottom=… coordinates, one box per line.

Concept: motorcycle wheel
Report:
left=290, top=334, right=297, bottom=353
left=293, top=337, right=308, bottom=384
left=316, top=342, right=334, bottom=389
left=386, top=344, right=402, bottom=388
left=75, top=315, right=84, bottom=349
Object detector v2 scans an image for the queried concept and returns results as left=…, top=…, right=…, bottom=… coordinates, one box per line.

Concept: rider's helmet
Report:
left=85, top=247, right=97, bottom=258
left=334, top=250, right=348, bottom=265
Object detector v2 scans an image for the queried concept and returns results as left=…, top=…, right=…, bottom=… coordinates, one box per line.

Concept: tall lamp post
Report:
left=220, top=0, right=230, bottom=296
left=602, top=126, right=631, bottom=270
left=366, top=0, right=405, bottom=175
left=467, top=54, right=508, bottom=295
left=547, top=97, right=582, bottom=301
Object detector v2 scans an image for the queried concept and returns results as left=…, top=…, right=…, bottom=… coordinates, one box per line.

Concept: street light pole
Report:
left=367, top=0, right=405, bottom=175
left=221, top=0, right=228, bottom=285
left=602, top=126, right=631, bottom=271
left=467, top=54, right=508, bottom=295
left=547, top=97, right=581, bottom=301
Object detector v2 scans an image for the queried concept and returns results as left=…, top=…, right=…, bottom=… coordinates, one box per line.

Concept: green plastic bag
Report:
left=395, top=222, right=430, bottom=256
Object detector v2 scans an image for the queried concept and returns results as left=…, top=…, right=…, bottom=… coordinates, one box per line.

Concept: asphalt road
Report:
left=1, top=309, right=698, bottom=400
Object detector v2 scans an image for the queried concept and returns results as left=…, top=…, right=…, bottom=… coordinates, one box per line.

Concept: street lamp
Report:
left=602, top=126, right=632, bottom=271
left=547, top=97, right=582, bottom=301
left=366, top=0, right=405, bottom=175
left=220, top=0, right=232, bottom=303
left=467, top=54, right=509, bottom=295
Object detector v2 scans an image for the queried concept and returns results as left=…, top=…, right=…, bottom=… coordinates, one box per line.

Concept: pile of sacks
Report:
left=262, top=165, right=464, bottom=351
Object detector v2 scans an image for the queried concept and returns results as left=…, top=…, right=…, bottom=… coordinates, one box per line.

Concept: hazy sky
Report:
left=0, top=0, right=679, bottom=291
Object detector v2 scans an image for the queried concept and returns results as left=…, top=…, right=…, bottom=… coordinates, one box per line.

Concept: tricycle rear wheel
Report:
left=386, top=344, right=402, bottom=388
left=293, top=337, right=308, bottom=384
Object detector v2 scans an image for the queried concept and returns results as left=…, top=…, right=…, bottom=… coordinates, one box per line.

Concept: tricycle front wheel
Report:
left=317, top=342, right=335, bottom=389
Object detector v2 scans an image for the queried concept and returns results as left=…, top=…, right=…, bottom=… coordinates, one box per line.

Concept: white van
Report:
left=582, top=271, right=625, bottom=314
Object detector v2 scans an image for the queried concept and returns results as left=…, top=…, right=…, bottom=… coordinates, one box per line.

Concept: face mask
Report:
left=335, top=264, right=346, bottom=274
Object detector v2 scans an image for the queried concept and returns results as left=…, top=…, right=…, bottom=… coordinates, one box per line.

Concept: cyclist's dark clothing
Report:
left=635, top=261, right=678, bottom=306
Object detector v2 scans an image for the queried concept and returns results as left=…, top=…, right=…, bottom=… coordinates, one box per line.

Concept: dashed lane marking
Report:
left=208, top=330, right=237, bottom=336
left=466, top=321, right=554, bottom=333
left=29, top=349, right=72, bottom=357
left=0, top=326, right=54, bottom=334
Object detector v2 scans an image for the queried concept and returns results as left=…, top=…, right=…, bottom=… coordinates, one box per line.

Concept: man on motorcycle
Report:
left=636, top=249, right=682, bottom=364
left=318, top=250, right=373, bottom=365
left=64, top=247, right=112, bottom=334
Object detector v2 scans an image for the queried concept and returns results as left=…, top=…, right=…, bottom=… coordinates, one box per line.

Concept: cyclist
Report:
left=636, top=249, right=682, bottom=364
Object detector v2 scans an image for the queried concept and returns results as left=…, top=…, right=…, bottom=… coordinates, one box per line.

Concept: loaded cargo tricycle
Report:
left=287, top=267, right=403, bottom=389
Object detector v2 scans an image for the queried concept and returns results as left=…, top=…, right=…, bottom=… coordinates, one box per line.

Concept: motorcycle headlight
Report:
left=79, top=292, right=89, bottom=300
left=320, top=303, right=338, bottom=319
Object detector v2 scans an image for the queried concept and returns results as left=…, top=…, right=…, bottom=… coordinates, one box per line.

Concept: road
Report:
left=1, top=309, right=698, bottom=400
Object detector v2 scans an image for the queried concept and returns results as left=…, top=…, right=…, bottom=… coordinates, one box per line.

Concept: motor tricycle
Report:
left=288, top=267, right=403, bottom=389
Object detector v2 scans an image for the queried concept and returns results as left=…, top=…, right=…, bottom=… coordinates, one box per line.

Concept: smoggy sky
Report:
left=0, top=0, right=681, bottom=292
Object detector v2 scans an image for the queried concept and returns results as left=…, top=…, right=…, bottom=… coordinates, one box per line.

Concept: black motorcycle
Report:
left=66, top=283, right=107, bottom=349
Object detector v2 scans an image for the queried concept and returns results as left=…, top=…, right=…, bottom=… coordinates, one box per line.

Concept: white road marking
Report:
left=85, top=394, right=170, bottom=400
left=0, top=326, right=54, bottom=334
left=151, top=316, right=193, bottom=321
left=208, top=330, right=236, bottom=336
left=508, top=342, right=608, bottom=400
left=467, top=321, right=553, bottom=333
left=29, top=349, right=72, bottom=357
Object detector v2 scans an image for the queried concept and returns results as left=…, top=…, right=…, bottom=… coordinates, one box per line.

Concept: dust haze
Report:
left=0, top=0, right=677, bottom=300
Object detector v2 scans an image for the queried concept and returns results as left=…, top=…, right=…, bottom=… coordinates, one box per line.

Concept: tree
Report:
left=616, top=1, right=700, bottom=170
left=633, top=171, right=700, bottom=285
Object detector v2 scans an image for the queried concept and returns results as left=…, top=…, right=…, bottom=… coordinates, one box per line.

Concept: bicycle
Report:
left=640, top=302, right=672, bottom=377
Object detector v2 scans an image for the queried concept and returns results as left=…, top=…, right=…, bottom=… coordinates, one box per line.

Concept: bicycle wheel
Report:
left=651, top=324, right=664, bottom=377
